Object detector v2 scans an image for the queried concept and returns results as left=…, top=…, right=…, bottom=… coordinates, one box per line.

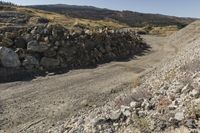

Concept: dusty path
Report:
left=0, top=35, right=177, bottom=133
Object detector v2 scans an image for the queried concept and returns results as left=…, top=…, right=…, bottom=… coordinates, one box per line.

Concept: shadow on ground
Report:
left=0, top=45, right=151, bottom=83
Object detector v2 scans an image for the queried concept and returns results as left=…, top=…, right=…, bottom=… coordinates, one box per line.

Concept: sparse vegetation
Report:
left=0, top=1, right=16, bottom=6
left=29, top=4, right=196, bottom=28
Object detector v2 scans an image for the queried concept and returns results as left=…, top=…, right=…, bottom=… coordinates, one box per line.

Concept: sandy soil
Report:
left=0, top=35, right=177, bottom=133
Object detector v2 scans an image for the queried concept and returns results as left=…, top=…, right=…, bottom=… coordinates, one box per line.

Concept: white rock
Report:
left=174, top=112, right=184, bottom=121
left=109, top=110, right=121, bottom=120
left=190, top=89, right=200, bottom=98
left=181, top=84, right=190, bottom=93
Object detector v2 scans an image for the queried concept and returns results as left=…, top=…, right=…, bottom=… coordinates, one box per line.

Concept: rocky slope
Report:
left=29, top=4, right=196, bottom=28
left=0, top=5, right=148, bottom=82
left=47, top=21, right=200, bottom=133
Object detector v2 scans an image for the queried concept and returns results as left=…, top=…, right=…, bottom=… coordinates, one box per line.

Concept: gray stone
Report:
left=168, top=105, right=177, bottom=110
left=185, top=119, right=197, bottom=129
left=0, top=47, right=20, bottom=67
left=181, top=84, right=191, bottom=94
left=44, top=50, right=57, bottom=58
left=138, top=110, right=146, bottom=117
left=2, top=38, right=13, bottom=47
left=27, top=41, right=48, bottom=52
left=130, top=101, right=140, bottom=108
left=109, top=110, right=121, bottom=120
left=174, top=112, right=184, bottom=121
left=40, top=57, right=60, bottom=68
left=123, top=110, right=131, bottom=117
left=22, top=55, right=39, bottom=69
left=15, top=48, right=26, bottom=59
left=190, top=89, right=200, bottom=98
left=14, top=37, right=26, bottom=48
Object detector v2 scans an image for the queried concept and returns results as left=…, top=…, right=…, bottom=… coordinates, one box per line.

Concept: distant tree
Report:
left=0, top=0, right=16, bottom=6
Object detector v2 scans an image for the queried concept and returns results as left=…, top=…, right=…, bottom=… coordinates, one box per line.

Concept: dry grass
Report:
left=12, top=6, right=127, bottom=29
left=149, top=25, right=178, bottom=36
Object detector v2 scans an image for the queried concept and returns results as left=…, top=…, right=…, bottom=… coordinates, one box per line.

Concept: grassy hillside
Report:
left=0, top=5, right=126, bottom=29
left=29, top=4, right=196, bottom=28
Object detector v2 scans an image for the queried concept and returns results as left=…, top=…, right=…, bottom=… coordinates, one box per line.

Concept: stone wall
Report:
left=0, top=23, right=148, bottom=75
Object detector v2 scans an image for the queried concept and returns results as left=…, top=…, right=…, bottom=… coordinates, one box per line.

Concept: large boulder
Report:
left=40, top=57, right=60, bottom=69
left=1, top=38, right=13, bottom=47
left=22, top=55, right=39, bottom=70
left=14, top=37, right=26, bottom=48
left=27, top=41, right=48, bottom=52
left=0, top=47, right=21, bottom=67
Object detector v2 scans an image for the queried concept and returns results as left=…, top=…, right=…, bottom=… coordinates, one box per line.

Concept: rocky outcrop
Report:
left=0, top=23, right=148, bottom=72
left=0, top=46, right=20, bottom=67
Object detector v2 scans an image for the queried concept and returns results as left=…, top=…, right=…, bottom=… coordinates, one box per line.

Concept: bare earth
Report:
left=0, top=35, right=177, bottom=133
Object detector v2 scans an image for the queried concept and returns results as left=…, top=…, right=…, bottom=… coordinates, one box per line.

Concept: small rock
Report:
left=2, top=38, right=13, bottom=47
left=121, top=105, right=130, bottom=112
left=109, top=110, right=122, bottom=120
left=27, top=41, right=48, bottom=52
left=130, top=101, right=141, bottom=109
left=158, top=121, right=167, bottom=131
left=190, top=89, right=200, bottom=98
left=121, top=105, right=131, bottom=117
left=123, top=110, right=131, bottom=117
left=168, top=105, right=177, bottom=110
left=40, top=57, right=60, bottom=69
left=185, top=119, right=197, bottom=129
left=138, top=110, right=146, bottom=117
left=181, top=84, right=191, bottom=94
left=14, top=37, right=26, bottom=48
left=15, top=48, right=26, bottom=59
left=22, top=55, right=39, bottom=69
left=44, top=50, right=57, bottom=58
left=174, top=112, right=184, bottom=121
left=80, top=99, right=89, bottom=106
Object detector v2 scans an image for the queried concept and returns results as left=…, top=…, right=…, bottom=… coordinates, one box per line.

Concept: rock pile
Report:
left=0, top=11, right=30, bottom=25
left=48, top=21, right=200, bottom=133
left=0, top=23, right=148, bottom=72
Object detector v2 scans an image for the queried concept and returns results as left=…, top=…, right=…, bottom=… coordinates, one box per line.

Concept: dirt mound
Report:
left=0, top=6, right=148, bottom=80
left=48, top=21, right=200, bottom=133
left=168, top=20, right=200, bottom=47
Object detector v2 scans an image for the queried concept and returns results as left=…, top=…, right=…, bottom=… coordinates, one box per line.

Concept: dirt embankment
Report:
left=0, top=34, right=177, bottom=133
left=48, top=21, right=200, bottom=133
left=0, top=22, right=149, bottom=82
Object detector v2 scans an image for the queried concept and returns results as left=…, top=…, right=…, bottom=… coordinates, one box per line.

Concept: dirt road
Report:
left=0, top=35, right=177, bottom=133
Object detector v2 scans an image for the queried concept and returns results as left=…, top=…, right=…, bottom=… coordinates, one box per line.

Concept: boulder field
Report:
left=0, top=23, right=148, bottom=72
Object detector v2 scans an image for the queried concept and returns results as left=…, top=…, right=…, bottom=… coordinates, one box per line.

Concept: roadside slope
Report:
left=48, top=21, right=200, bottom=133
left=0, top=35, right=177, bottom=133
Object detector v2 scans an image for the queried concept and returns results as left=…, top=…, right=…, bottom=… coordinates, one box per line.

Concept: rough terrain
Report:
left=47, top=21, right=200, bottom=133
left=0, top=4, right=199, bottom=133
left=0, top=34, right=177, bottom=133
